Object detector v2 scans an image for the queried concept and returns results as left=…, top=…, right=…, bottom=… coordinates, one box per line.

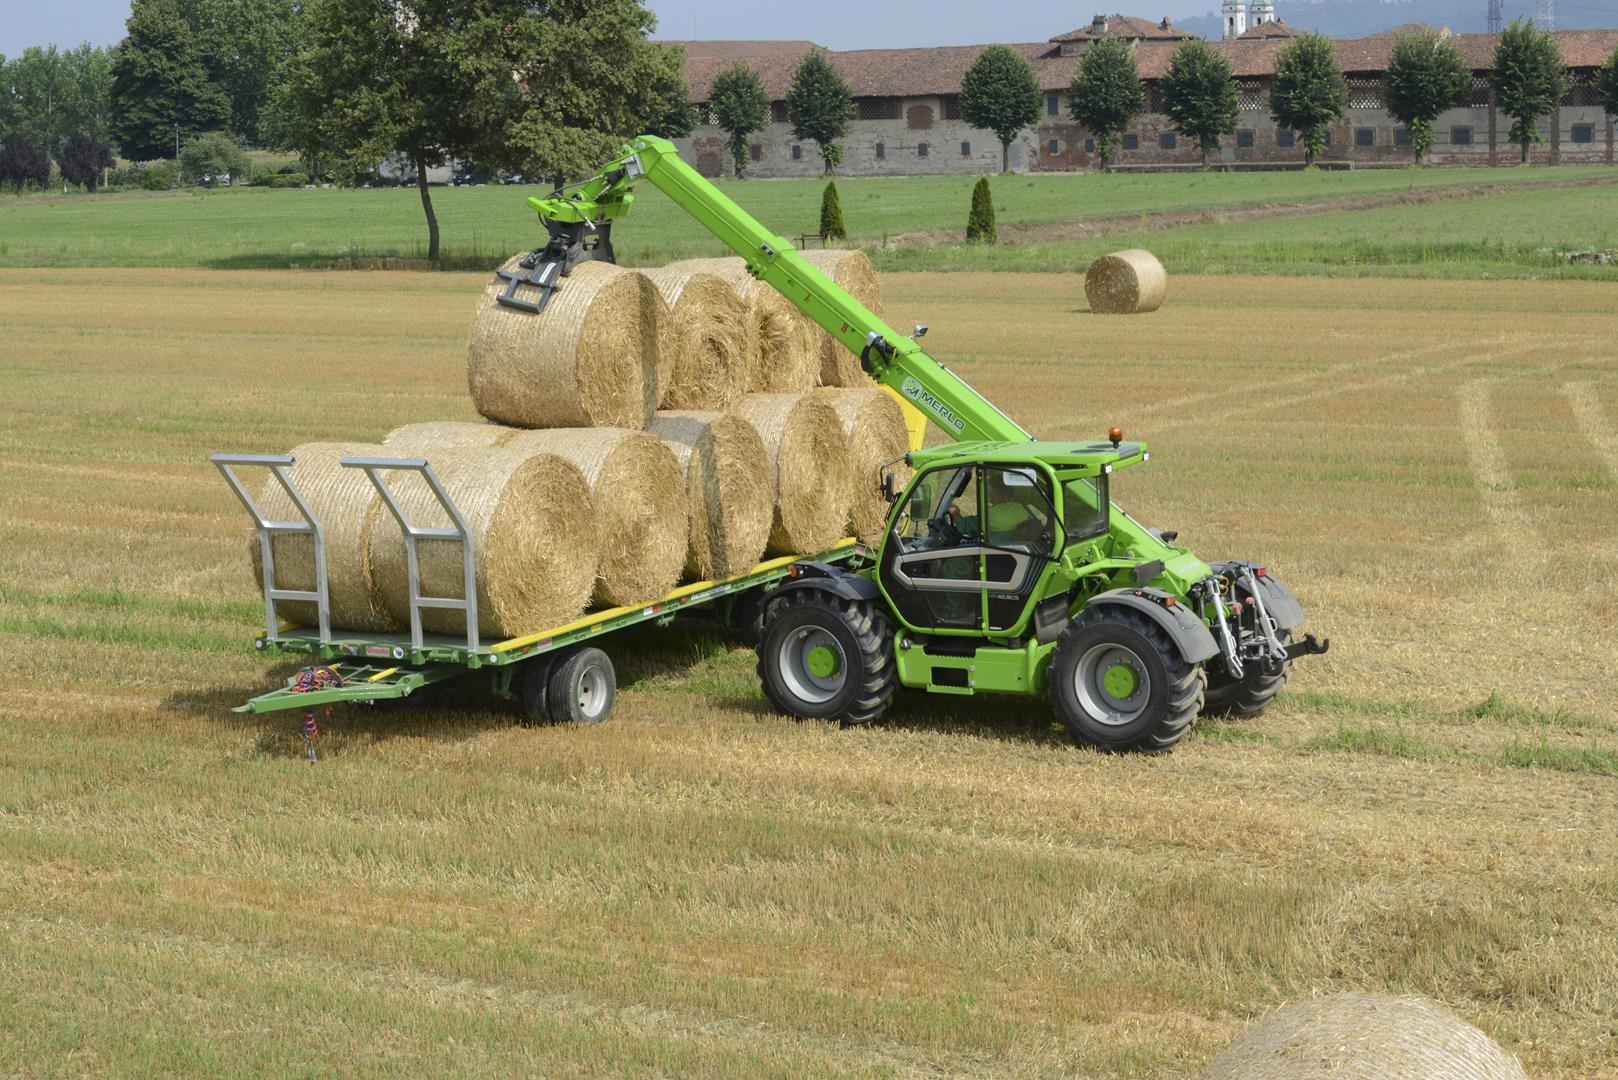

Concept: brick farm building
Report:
left=670, top=14, right=1618, bottom=176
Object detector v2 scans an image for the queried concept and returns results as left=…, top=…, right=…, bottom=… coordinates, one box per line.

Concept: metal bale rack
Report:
left=213, top=452, right=865, bottom=725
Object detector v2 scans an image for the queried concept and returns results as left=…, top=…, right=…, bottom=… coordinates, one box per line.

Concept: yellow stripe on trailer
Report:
left=490, top=539, right=858, bottom=655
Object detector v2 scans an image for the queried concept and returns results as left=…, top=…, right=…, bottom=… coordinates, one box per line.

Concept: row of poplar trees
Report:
left=1066, top=18, right=1599, bottom=168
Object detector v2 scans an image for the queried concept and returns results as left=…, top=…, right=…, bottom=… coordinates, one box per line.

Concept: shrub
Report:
left=966, top=176, right=996, bottom=244
left=270, top=172, right=308, bottom=188
left=819, top=180, right=847, bottom=240
left=179, top=131, right=247, bottom=186
left=140, top=160, right=177, bottom=190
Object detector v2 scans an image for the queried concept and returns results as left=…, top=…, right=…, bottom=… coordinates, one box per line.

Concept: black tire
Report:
left=757, top=591, right=895, bottom=726
left=1203, top=631, right=1290, bottom=718
left=733, top=588, right=768, bottom=647
left=546, top=647, right=616, bottom=724
left=516, top=655, right=557, bottom=725
left=1047, top=607, right=1204, bottom=753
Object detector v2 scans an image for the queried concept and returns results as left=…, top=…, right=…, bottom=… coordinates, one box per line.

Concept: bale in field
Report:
left=251, top=441, right=396, bottom=633
left=1198, top=993, right=1529, bottom=1080
left=467, top=257, right=660, bottom=429
left=679, top=257, right=819, bottom=392
left=646, top=410, right=773, bottom=579
left=816, top=387, right=911, bottom=544
left=370, top=446, right=598, bottom=638
left=1084, top=249, right=1167, bottom=315
left=382, top=421, right=516, bottom=453
left=637, top=266, right=752, bottom=411
left=799, top=248, right=883, bottom=387
left=732, top=393, right=853, bottom=555
left=502, top=427, right=687, bottom=607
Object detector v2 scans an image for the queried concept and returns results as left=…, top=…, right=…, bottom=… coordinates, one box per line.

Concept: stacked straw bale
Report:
left=800, top=249, right=883, bottom=388
left=467, top=258, right=661, bottom=429
left=251, top=441, right=395, bottom=632
left=502, top=427, right=687, bottom=606
left=817, top=388, right=911, bottom=544
left=383, top=421, right=515, bottom=453
left=1198, top=994, right=1528, bottom=1080
left=637, top=266, right=751, bottom=411
left=680, top=257, right=819, bottom=392
left=733, top=393, right=853, bottom=555
left=647, top=410, right=773, bottom=579
left=1084, top=249, right=1167, bottom=314
left=370, top=446, right=598, bottom=638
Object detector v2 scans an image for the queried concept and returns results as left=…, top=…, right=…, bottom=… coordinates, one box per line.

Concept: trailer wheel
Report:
left=547, top=646, right=616, bottom=724
left=517, top=656, right=557, bottom=725
left=757, top=591, right=895, bottom=726
left=1048, top=608, right=1204, bottom=753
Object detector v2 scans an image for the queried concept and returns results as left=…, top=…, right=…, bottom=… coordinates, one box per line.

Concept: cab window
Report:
left=1060, top=473, right=1109, bottom=543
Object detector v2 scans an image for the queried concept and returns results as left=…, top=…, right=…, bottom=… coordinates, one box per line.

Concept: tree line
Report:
left=702, top=19, right=1618, bottom=175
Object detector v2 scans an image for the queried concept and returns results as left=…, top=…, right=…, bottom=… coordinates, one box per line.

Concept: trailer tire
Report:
left=1048, top=607, right=1204, bottom=753
left=757, top=591, right=895, bottom=726
left=1203, top=631, right=1290, bottom=718
left=517, top=656, right=557, bottom=725
left=547, top=647, right=616, bottom=724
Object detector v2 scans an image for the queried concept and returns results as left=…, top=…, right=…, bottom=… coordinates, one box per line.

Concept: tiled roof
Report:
left=682, top=27, right=1618, bottom=101
left=663, top=40, right=819, bottom=59
left=1237, top=20, right=1304, bottom=40
left=1050, top=15, right=1194, bottom=42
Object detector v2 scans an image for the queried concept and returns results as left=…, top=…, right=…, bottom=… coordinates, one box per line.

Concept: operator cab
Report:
left=877, top=439, right=1146, bottom=636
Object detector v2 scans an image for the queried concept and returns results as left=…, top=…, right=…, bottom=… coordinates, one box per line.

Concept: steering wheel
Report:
left=926, top=515, right=962, bottom=547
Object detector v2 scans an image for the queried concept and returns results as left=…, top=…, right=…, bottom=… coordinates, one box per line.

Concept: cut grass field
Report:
left=2, top=267, right=1616, bottom=1077
left=2, top=163, right=1615, bottom=279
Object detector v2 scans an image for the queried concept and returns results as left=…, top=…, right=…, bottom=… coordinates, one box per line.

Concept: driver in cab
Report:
left=949, top=469, right=1050, bottom=548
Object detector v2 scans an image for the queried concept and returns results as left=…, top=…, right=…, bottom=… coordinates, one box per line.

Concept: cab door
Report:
left=975, top=465, right=1059, bottom=632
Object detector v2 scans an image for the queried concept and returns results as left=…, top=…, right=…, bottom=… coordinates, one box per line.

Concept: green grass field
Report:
left=2, top=164, right=1615, bottom=278
left=2, top=267, right=1616, bottom=1077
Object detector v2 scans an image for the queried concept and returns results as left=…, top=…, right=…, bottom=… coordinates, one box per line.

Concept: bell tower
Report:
left=1222, top=0, right=1248, bottom=40
left=1250, top=0, right=1275, bottom=27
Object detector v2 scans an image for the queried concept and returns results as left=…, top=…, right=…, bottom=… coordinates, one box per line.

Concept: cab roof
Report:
left=909, top=439, right=1149, bottom=477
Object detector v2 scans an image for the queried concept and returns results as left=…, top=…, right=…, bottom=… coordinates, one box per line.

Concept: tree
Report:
left=188, top=0, right=305, bottom=146
left=57, top=133, right=115, bottom=190
left=276, top=0, right=668, bottom=262
left=179, top=130, right=246, bottom=184
left=1270, top=32, right=1348, bottom=164
left=709, top=63, right=768, bottom=177
left=0, top=133, right=51, bottom=193
left=966, top=176, right=996, bottom=244
left=1491, top=18, right=1568, bottom=165
left=640, top=46, right=698, bottom=139
left=60, top=44, right=116, bottom=147
left=1159, top=39, right=1239, bottom=167
left=111, top=0, right=232, bottom=160
left=1598, top=45, right=1618, bottom=123
left=819, top=180, right=846, bottom=240
left=1068, top=37, right=1146, bottom=167
left=1384, top=30, right=1471, bottom=165
left=786, top=47, right=851, bottom=174
left=961, top=44, right=1042, bottom=173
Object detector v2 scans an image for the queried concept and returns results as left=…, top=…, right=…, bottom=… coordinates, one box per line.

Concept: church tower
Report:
left=1250, top=0, right=1276, bottom=28
left=1222, top=0, right=1248, bottom=40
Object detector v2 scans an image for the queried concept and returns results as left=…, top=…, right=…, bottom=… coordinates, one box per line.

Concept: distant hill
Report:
left=1177, top=0, right=1614, bottom=40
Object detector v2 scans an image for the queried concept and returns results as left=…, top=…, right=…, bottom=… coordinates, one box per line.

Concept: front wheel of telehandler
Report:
left=757, top=592, right=896, bottom=726
left=1048, top=608, right=1205, bottom=753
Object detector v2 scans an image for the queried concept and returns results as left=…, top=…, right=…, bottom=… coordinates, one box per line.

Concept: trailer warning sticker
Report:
left=900, top=377, right=966, bottom=435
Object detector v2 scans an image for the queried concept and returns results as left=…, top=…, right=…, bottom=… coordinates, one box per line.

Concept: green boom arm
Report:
left=527, top=135, right=1028, bottom=445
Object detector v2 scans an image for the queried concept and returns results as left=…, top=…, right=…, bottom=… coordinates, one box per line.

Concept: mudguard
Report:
left=1211, top=560, right=1306, bottom=629
left=1086, top=588, right=1220, bottom=664
left=769, top=562, right=880, bottom=605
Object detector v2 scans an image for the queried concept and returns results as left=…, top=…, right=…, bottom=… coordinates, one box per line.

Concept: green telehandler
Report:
left=503, top=135, right=1328, bottom=751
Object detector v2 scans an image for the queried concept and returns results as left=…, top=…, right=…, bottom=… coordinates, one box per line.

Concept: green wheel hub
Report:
left=1102, top=659, right=1140, bottom=699
left=806, top=644, right=842, bottom=679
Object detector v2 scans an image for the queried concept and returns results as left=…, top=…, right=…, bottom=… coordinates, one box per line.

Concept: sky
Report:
left=0, top=0, right=1221, bottom=57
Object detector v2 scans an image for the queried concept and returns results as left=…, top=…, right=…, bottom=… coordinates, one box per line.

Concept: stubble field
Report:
left=1, top=267, right=1615, bottom=1077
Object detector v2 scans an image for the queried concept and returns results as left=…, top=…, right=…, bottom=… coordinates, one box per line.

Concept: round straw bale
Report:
left=646, top=410, right=773, bottom=579
left=799, top=248, right=883, bottom=387
left=467, top=257, right=659, bottom=429
left=501, top=427, right=687, bottom=606
left=637, top=266, right=752, bottom=411
left=732, top=393, right=853, bottom=555
left=370, top=446, right=598, bottom=638
left=679, top=257, right=819, bottom=392
left=816, top=387, right=911, bottom=544
left=1084, top=249, right=1167, bottom=315
left=1198, top=994, right=1528, bottom=1080
left=382, top=421, right=518, bottom=453
left=250, top=442, right=396, bottom=633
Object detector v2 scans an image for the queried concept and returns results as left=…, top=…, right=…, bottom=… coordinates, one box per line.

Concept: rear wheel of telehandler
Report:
left=547, top=646, right=616, bottom=724
left=1203, top=631, right=1290, bottom=718
left=757, top=592, right=896, bottom=726
left=1048, top=608, right=1205, bottom=753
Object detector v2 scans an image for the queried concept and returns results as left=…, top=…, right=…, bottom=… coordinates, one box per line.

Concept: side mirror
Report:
left=882, top=472, right=897, bottom=504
